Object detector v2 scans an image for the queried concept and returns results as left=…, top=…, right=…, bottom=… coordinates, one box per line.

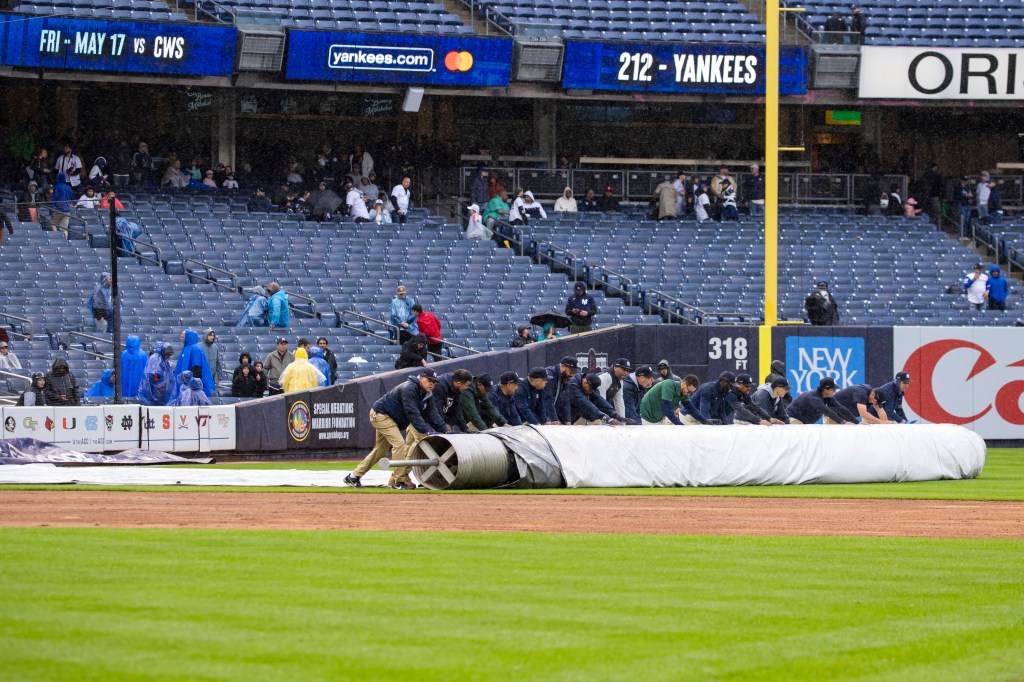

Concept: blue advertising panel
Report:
left=285, top=30, right=512, bottom=87
left=0, top=16, right=237, bottom=76
left=562, top=42, right=807, bottom=95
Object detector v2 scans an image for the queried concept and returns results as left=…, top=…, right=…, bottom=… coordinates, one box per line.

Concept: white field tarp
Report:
left=536, top=424, right=986, bottom=488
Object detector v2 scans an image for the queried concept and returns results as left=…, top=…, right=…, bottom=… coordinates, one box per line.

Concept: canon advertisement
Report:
left=859, top=46, right=1024, bottom=100
left=895, top=327, right=1024, bottom=438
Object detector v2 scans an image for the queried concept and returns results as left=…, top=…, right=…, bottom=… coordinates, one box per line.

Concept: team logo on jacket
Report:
left=288, top=401, right=310, bottom=442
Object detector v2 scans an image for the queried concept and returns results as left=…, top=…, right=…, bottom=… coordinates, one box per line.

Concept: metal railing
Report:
left=460, top=168, right=908, bottom=207
left=643, top=289, right=756, bottom=326
left=0, top=368, right=31, bottom=392
left=183, top=258, right=239, bottom=292
left=117, top=235, right=162, bottom=267
left=534, top=240, right=585, bottom=282
left=338, top=309, right=482, bottom=357
left=67, top=331, right=115, bottom=360
left=196, top=0, right=236, bottom=24
left=589, top=264, right=639, bottom=307
left=287, top=291, right=318, bottom=319
left=0, top=312, right=36, bottom=340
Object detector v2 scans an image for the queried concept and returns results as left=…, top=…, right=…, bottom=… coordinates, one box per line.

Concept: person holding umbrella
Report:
left=530, top=310, right=571, bottom=341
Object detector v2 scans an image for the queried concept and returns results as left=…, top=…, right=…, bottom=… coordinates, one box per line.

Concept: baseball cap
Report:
left=276, top=336, right=289, bottom=344
left=719, top=371, right=737, bottom=384
left=475, top=373, right=493, bottom=390
left=735, top=373, right=753, bottom=386
left=612, top=358, right=633, bottom=371
left=871, top=388, right=886, bottom=405
left=818, top=377, right=838, bottom=390
left=560, top=356, right=579, bottom=369
left=499, top=371, right=519, bottom=385
left=574, top=282, right=586, bottom=292
left=604, top=186, right=614, bottom=192
left=895, top=371, right=912, bottom=383
left=635, top=365, right=654, bottom=378
left=816, top=280, right=829, bottom=288
left=974, top=262, right=984, bottom=269
left=770, top=377, right=789, bottom=389
left=420, top=368, right=438, bottom=381
left=528, top=367, right=548, bottom=380
left=584, top=373, right=602, bottom=389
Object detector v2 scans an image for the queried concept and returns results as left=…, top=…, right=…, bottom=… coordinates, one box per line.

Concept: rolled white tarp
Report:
left=535, top=424, right=986, bottom=488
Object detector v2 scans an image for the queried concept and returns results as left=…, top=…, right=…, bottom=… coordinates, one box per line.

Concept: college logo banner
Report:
left=859, top=46, right=1024, bottom=100
left=894, top=327, right=1024, bottom=438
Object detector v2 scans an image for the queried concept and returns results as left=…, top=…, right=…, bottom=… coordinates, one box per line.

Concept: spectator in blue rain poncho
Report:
left=84, top=369, right=115, bottom=399
left=174, top=329, right=215, bottom=397
left=174, top=371, right=212, bottom=407
left=237, top=285, right=270, bottom=328
left=115, top=217, right=143, bottom=255
left=308, top=346, right=332, bottom=387
left=120, top=334, right=148, bottom=398
left=138, top=342, right=175, bottom=406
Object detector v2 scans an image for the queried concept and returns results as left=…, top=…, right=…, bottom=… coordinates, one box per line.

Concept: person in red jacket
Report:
left=412, top=304, right=443, bottom=361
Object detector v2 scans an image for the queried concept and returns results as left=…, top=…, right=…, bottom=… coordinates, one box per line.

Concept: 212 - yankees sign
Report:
left=859, top=47, right=1024, bottom=100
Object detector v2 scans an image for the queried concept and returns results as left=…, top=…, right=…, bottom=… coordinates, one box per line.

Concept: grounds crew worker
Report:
left=833, top=383, right=892, bottom=424
left=543, top=356, right=579, bottom=425
left=514, top=368, right=550, bottom=425
left=345, top=368, right=445, bottom=490
left=874, top=372, right=911, bottom=423
left=566, top=372, right=624, bottom=424
left=432, top=369, right=473, bottom=433
left=461, top=374, right=507, bottom=431
left=640, top=374, right=705, bottom=425
left=786, top=377, right=858, bottom=425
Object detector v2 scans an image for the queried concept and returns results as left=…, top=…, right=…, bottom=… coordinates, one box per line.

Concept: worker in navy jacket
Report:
left=346, top=369, right=446, bottom=490
left=489, top=372, right=525, bottom=426
left=786, top=377, right=858, bottom=424
left=728, top=374, right=778, bottom=425
left=515, top=368, right=550, bottom=425
left=873, top=372, right=911, bottom=423
left=621, top=366, right=655, bottom=423
left=543, top=356, right=578, bottom=424
left=564, top=281, right=598, bottom=334
left=432, top=369, right=473, bottom=433
left=690, top=371, right=738, bottom=423
left=567, top=373, right=621, bottom=423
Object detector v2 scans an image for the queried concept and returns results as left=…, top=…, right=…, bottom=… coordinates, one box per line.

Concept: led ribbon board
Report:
left=0, top=16, right=237, bottom=76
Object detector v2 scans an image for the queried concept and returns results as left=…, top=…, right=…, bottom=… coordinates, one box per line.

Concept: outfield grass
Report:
left=0, top=529, right=1021, bottom=681
left=2, top=448, right=1021, bottom=500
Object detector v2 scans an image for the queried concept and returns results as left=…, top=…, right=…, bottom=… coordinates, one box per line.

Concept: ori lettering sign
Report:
left=285, top=30, right=512, bottom=86
left=562, top=42, right=807, bottom=95
left=0, top=16, right=237, bottom=76
left=785, top=336, right=865, bottom=394
left=859, top=47, right=1024, bottom=100
left=895, top=327, right=1024, bottom=438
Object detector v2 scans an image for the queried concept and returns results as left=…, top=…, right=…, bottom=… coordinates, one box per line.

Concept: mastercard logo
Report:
left=444, top=51, right=474, bottom=72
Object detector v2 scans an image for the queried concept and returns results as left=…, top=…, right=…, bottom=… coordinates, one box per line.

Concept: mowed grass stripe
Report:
left=1, top=449, right=1021, bottom=501
left=0, top=529, right=1021, bottom=681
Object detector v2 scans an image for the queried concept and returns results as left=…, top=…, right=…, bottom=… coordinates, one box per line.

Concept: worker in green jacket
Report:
left=640, top=374, right=706, bottom=425
left=460, top=373, right=508, bottom=431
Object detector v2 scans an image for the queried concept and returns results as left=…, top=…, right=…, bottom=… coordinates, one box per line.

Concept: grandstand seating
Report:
left=0, top=192, right=658, bottom=399
left=12, top=0, right=190, bottom=22
left=478, top=0, right=765, bottom=42
left=794, top=0, right=1024, bottom=47
left=196, top=0, right=470, bottom=33
left=510, top=211, right=1017, bottom=327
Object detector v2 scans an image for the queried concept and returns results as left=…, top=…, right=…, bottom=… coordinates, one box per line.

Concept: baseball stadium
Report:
left=0, top=0, right=1022, bottom=679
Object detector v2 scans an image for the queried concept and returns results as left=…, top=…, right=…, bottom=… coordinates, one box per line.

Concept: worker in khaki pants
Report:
left=345, top=369, right=445, bottom=490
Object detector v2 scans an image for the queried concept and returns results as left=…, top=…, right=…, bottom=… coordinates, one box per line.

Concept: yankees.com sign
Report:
left=859, top=47, right=1024, bottom=100
left=894, top=328, right=1024, bottom=438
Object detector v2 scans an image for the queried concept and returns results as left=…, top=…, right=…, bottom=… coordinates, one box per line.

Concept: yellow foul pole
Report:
left=760, top=0, right=781, bottom=382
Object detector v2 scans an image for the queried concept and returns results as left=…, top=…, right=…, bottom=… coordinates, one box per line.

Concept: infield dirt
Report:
left=1, top=491, right=1021, bottom=539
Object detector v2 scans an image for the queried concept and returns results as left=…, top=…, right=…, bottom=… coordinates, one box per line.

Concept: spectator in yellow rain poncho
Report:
left=279, top=347, right=326, bottom=393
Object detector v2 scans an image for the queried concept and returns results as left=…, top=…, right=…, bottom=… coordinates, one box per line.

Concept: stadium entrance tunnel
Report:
left=407, top=425, right=986, bottom=491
